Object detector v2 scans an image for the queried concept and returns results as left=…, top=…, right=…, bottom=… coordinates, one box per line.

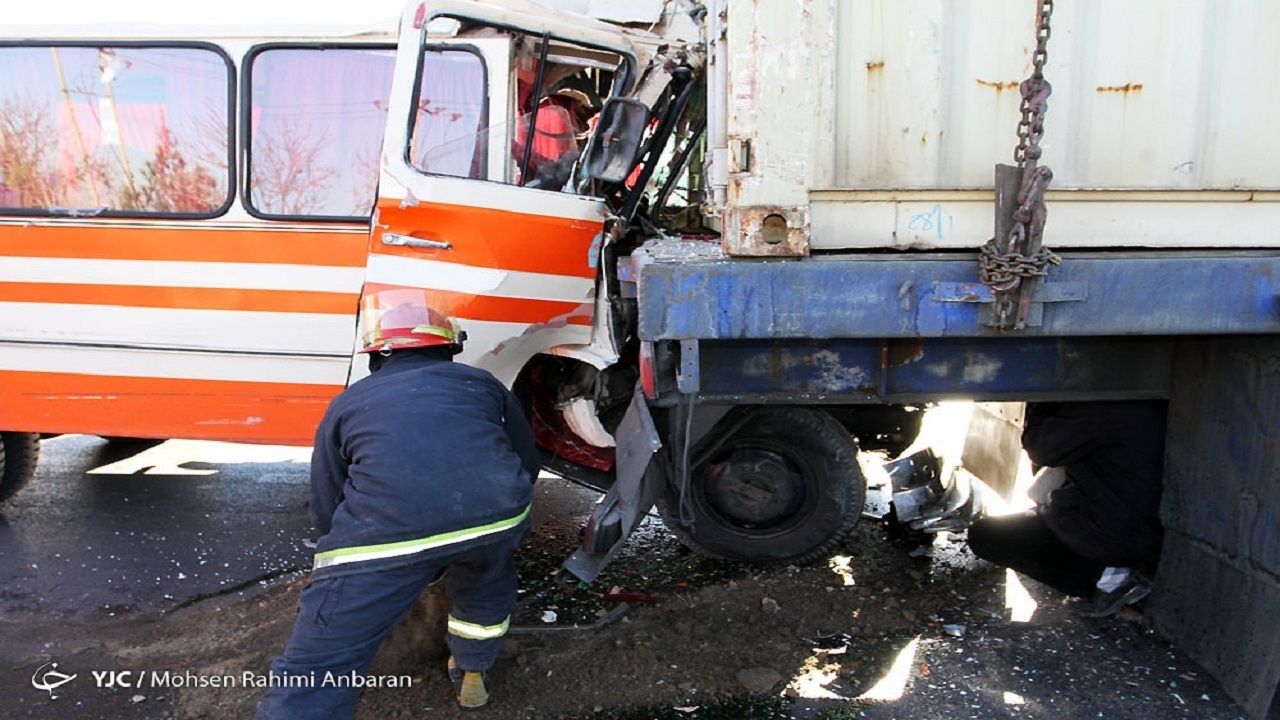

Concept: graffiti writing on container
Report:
left=906, top=203, right=956, bottom=240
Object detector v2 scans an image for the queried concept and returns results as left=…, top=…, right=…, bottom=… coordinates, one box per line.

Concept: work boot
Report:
left=1069, top=573, right=1150, bottom=618
left=447, top=656, right=489, bottom=710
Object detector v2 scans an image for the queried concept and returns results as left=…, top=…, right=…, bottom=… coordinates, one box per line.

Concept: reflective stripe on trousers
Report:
left=447, top=614, right=510, bottom=640
left=312, top=505, right=531, bottom=570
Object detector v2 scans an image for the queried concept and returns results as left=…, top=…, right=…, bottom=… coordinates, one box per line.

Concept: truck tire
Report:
left=657, top=407, right=864, bottom=564
left=0, top=432, right=39, bottom=506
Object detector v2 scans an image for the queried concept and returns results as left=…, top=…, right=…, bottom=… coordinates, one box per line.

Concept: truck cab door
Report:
left=360, top=0, right=638, bottom=385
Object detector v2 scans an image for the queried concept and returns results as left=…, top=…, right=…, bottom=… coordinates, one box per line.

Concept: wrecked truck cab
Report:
left=372, top=0, right=885, bottom=576
left=361, top=0, right=653, bottom=499
left=362, top=1, right=639, bottom=388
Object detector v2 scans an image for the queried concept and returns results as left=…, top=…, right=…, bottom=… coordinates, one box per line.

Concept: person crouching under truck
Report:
left=256, top=292, right=540, bottom=718
left=966, top=401, right=1167, bottom=617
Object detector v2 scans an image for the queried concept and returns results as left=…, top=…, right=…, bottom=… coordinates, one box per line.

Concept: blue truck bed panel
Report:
left=635, top=251, right=1280, bottom=340
left=690, top=337, right=1174, bottom=403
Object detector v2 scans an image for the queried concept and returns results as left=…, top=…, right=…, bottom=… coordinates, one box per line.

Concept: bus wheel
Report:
left=657, top=407, right=864, bottom=564
left=0, top=432, right=39, bottom=506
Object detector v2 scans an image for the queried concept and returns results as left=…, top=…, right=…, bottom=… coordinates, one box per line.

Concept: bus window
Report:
left=246, top=46, right=395, bottom=221
left=0, top=45, right=232, bottom=217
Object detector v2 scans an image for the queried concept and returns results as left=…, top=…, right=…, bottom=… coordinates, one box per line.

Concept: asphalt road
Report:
left=0, top=435, right=315, bottom=615
left=0, top=433, right=1257, bottom=720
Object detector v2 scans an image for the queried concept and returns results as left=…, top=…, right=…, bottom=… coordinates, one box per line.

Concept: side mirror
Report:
left=585, top=97, right=649, bottom=183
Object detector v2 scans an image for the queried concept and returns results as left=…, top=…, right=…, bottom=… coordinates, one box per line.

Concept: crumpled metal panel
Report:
left=886, top=449, right=983, bottom=533
left=528, top=0, right=665, bottom=23
left=562, top=385, right=664, bottom=583
left=886, top=449, right=945, bottom=521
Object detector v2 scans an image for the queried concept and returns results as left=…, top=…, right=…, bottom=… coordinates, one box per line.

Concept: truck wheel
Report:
left=0, top=432, right=40, bottom=506
left=657, top=407, right=864, bottom=564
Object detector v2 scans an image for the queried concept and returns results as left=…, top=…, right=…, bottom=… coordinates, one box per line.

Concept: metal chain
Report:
left=982, top=0, right=1058, bottom=328
left=979, top=238, right=1060, bottom=290
left=1014, top=0, right=1055, bottom=167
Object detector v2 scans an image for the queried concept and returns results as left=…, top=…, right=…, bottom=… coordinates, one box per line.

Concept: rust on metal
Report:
left=883, top=339, right=926, bottom=368
left=767, top=346, right=788, bottom=384
left=980, top=0, right=1059, bottom=330
left=723, top=205, right=810, bottom=256
left=866, top=60, right=885, bottom=71
left=976, top=78, right=1020, bottom=91
left=1096, top=82, right=1144, bottom=93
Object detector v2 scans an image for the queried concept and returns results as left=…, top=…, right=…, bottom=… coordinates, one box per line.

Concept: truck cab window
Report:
left=512, top=38, right=619, bottom=192
left=247, top=46, right=395, bottom=220
left=407, top=21, right=623, bottom=195
left=0, top=45, right=231, bottom=217
left=408, top=47, right=488, bottom=179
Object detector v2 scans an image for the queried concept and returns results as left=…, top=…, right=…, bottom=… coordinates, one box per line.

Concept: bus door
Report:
left=359, top=0, right=637, bottom=385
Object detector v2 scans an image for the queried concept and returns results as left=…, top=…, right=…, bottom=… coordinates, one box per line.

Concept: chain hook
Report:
left=981, top=0, right=1059, bottom=330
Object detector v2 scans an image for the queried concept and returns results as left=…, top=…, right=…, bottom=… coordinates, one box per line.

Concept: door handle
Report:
left=382, top=232, right=452, bottom=251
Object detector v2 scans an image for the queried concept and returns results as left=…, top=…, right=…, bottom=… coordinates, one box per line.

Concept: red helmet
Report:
left=360, top=290, right=465, bottom=354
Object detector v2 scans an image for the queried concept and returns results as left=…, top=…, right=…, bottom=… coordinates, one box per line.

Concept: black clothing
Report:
left=1021, top=401, right=1166, bottom=565
left=968, top=509, right=1106, bottom=597
left=309, top=352, right=540, bottom=579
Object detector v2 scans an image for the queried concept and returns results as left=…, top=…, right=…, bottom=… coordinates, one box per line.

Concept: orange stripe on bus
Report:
left=0, top=282, right=358, bottom=315
left=375, top=199, right=601, bottom=279
left=0, top=370, right=339, bottom=446
left=362, top=282, right=592, bottom=326
left=0, top=224, right=369, bottom=267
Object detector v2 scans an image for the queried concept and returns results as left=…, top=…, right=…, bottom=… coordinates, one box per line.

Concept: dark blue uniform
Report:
left=257, top=352, right=539, bottom=719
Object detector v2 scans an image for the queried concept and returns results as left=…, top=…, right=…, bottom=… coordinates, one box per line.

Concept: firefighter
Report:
left=256, top=291, right=540, bottom=718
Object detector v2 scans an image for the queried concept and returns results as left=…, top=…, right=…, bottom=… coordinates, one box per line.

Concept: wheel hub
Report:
left=702, top=447, right=805, bottom=527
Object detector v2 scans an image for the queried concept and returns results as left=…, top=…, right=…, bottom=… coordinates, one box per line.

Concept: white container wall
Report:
left=828, top=0, right=1280, bottom=190
left=717, top=0, right=1280, bottom=252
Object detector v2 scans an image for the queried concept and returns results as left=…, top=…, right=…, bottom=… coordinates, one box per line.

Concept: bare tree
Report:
left=252, top=119, right=337, bottom=216
left=130, top=124, right=222, bottom=213
left=349, top=144, right=382, bottom=217
left=0, top=97, right=62, bottom=207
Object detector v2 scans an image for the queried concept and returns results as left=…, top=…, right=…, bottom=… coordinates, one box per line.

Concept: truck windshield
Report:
left=407, top=19, right=624, bottom=195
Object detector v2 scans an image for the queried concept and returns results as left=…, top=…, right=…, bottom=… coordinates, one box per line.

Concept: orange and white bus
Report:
left=0, top=4, right=401, bottom=459
left=0, top=0, right=676, bottom=508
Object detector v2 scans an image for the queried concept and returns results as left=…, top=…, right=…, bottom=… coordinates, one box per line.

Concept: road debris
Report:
left=2, top=468, right=1253, bottom=719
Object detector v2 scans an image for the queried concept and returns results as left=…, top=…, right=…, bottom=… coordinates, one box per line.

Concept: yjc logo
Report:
left=30, top=661, right=78, bottom=699
left=90, top=670, right=138, bottom=689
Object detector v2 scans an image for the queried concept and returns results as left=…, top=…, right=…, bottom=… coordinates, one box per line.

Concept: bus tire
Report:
left=0, top=432, right=39, bottom=506
left=657, top=407, right=864, bottom=564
